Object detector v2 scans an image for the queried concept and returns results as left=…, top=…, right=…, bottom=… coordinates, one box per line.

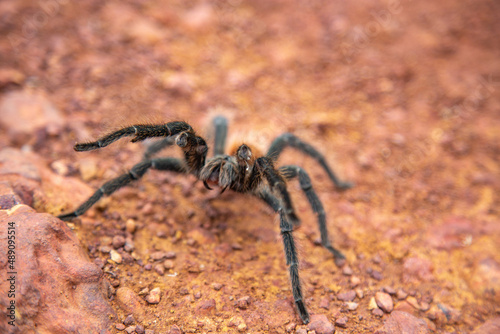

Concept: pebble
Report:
left=375, top=292, right=394, bottom=313
left=371, top=270, right=383, bottom=281
left=123, top=314, right=135, bottom=325
left=135, top=325, right=145, bottom=334
left=342, top=265, right=353, bottom=275
left=125, top=326, right=136, bottom=334
left=372, top=308, right=384, bottom=317
left=346, top=302, right=359, bottom=311
left=307, top=314, right=335, bottom=334
left=383, top=286, right=396, bottom=295
left=150, top=251, right=166, bottom=261
left=110, top=250, right=123, bottom=264
left=154, top=264, right=165, bottom=275
left=375, top=311, right=431, bottom=333
left=113, top=235, right=126, bottom=249
left=335, top=316, right=348, bottom=328
left=319, top=297, right=330, bottom=309
left=125, top=219, right=137, bottom=233
left=116, top=323, right=126, bottom=330
left=237, top=296, right=251, bottom=309
left=212, top=283, right=223, bottom=291
left=337, top=290, right=356, bottom=302
left=146, top=287, right=161, bottom=304
left=163, top=259, right=175, bottom=269
left=368, top=297, right=378, bottom=310
left=406, top=296, right=420, bottom=309
left=350, top=276, right=361, bottom=287
left=355, top=288, right=364, bottom=299
left=396, top=289, right=408, bottom=300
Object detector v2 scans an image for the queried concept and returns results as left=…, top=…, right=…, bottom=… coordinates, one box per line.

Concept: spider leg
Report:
left=280, top=165, right=345, bottom=265
left=254, top=157, right=300, bottom=226
left=143, top=137, right=175, bottom=160
left=213, top=115, right=228, bottom=156
left=267, top=133, right=353, bottom=190
left=279, top=209, right=310, bottom=324
left=58, top=158, right=184, bottom=221
left=74, top=121, right=193, bottom=151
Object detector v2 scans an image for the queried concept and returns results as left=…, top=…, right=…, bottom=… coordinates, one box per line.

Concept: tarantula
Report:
left=58, top=116, right=352, bottom=324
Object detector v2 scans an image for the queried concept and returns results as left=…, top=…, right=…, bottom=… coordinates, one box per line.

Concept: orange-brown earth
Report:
left=1, top=0, right=499, bottom=333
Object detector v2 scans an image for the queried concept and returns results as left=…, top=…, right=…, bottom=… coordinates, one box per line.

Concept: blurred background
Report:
left=0, top=0, right=499, bottom=333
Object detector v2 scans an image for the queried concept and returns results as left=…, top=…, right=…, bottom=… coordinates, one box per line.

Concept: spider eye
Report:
left=237, top=144, right=252, bottom=161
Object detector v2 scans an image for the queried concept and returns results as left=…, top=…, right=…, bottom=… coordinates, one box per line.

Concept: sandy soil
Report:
left=1, top=0, right=499, bottom=333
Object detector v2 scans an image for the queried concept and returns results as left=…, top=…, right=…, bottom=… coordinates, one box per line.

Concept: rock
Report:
left=126, top=219, right=137, bottom=233
left=319, top=296, right=330, bottom=309
left=471, top=317, right=500, bottom=334
left=0, top=90, right=65, bottom=141
left=374, top=311, right=430, bottom=334
left=372, top=309, right=384, bottom=317
left=368, top=297, right=379, bottom=310
left=337, top=290, right=356, bottom=301
left=115, top=287, right=146, bottom=321
left=237, top=296, right=251, bottom=309
left=375, top=292, right=394, bottom=313
left=146, top=287, right=162, bottom=304
left=197, top=299, right=216, bottom=314
left=110, top=249, right=123, bottom=264
left=346, top=302, right=359, bottom=311
left=469, top=258, right=500, bottom=304
left=113, top=235, right=126, bottom=249
left=0, top=205, right=115, bottom=333
left=403, top=257, right=434, bottom=283
left=123, top=314, right=135, bottom=325
left=307, top=314, right=335, bottom=334
left=335, top=316, right=348, bottom=328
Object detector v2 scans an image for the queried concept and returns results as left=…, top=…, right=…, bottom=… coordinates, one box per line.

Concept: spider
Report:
left=58, top=116, right=353, bottom=324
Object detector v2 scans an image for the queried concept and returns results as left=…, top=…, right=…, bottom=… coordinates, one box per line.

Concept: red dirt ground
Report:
left=1, top=0, right=499, bottom=333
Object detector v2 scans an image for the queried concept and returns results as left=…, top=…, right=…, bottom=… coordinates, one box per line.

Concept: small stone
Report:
left=116, top=323, right=126, bottom=330
left=110, top=250, right=123, bottom=264
left=154, top=264, right=165, bottom=275
left=355, top=288, right=364, bottom=299
left=396, top=289, right=408, bottom=300
left=237, top=296, right=251, bottom=309
left=163, top=259, right=175, bottom=269
left=368, top=297, right=378, bottom=310
left=307, top=314, right=335, bottom=334
left=135, top=325, right=145, bottom=334
left=337, top=290, right=356, bottom=302
left=123, top=314, right=135, bottom=326
left=212, top=283, right=223, bottom=291
left=371, top=270, right=383, bottom=281
left=319, top=296, right=330, bottom=309
left=197, top=299, right=216, bottom=314
left=113, top=235, right=126, bottom=249
left=139, top=287, right=149, bottom=296
left=406, top=296, right=420, bottom=309
left=146, top=287, right=161, bottom=304
left=342, top=265, right=353, bottom=275
left=150, top=251, right=166, bottom=261
left=420, top=301, right=430, bottom=311
left=125, top=326, right=136, bottom=334
left=115, top=287, right=145, bottom=321
left=100, top=245, right=112, bottom=253
left=144, top=264, right=152, bottom=270
left=237, top=323, right=247, bottom=332
left=351, top=276, right=361, bottom=287
left=346, top=302, right=359, bottom=310
left=126, top=219, right=137, bottom=233
left=383, top=286, right=396, bottom=295
left=165, top=251, right=177, bottom=259
left=372, top=308, right=384, bottom=317
left=146, top=329, right=155, bottom=334
left=335, top=316, right=348, bottom=328
left=375, top=292, right=394, bottom=313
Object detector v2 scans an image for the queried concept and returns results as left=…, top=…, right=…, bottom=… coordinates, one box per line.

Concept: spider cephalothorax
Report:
left=58, top=116, right=352, bottom=324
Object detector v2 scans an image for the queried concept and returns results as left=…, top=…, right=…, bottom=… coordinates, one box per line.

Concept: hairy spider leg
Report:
left=267, top=133, right=353, bottom=190
left=213, top=115, right=228, bottom=156
left=143, top=137, right=175, bottom=160
left=75, top=121, right=193, bottom=151
left=279, top=209, right=310, bottom=324
left=280, top=165, right=345, bottom=265
left=58, top=158, right=184, bottom=221
left=254, top=157, right=301, bottom=227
